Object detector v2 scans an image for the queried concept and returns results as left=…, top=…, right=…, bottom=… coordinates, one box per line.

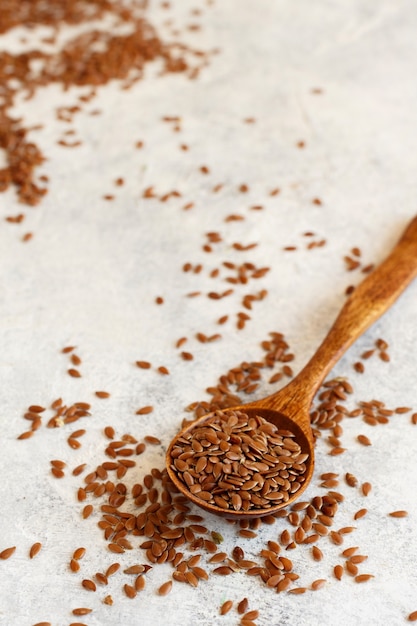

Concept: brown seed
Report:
left=0, top=546, right=16, bottom=560
left=361, top=482, right=372, bottom=496
left=136, top=361, right=151, bottom=369
left=311, top=578, right=326, bottom=590
left=237, top=598, right=249, bottom=614
left=135, top=575, right=146, bottom=591
left=82, top=505, right=93, bottom=519
left=72, top=608, right=92, bottom=615
left=70, top=559, right=80, bottom=572
left=17, top=431, right=34, bottom=440
left=220, top=600, right=233, bottom=615
left=96, top=391, right=110, bottom=398
left=389, top=510, right=408, bottom=518
left=28, top=405, right=46, bottom=413
left=73, top=547, right=86, bottom=560
left=68, top=438, right=81, bottom=449
left=124, top=583, right=137, bottom=598
left=350, top=555, right=368, bottom=564
left=408, top=611, right=417, bottom=622
left=136, top=405, right=154, bottom=415
left=29, top=542, right=42, bottom=559
left=342, top=547, right=358, bottom=557
left=345, top=473, right=358, bottom=487
left=95, top=572, right=108, bottom=585
left=68, top=368, right=82, bottom=378
left=311, top=546, right=323, bottom=561
left=106, top=563, right=120, bottom=576
left=288, top=587, right=307, bottom=594
left=354, top=508, right=368, bottom=520
left=73, top=464, right=86, bottom=476
left=71, top=354, right=82, bottom=366
left=144, top=435, right=161, bottom=445
left=357, top=434, right=371, bottom=446
left=354, top=574, right=374, bottom=583
left=213, top=566, right=233, bottom=575
left=82, top=579, right=96, bottom=592
left=158, top=581, right=172, bottom=595
left=104, top=426, right=115, bottom=439
left=333, top=564, right=343, bottom=580
left=243, top=610, right=259, bottom=620
left=108, top=543, right=124, bottom=554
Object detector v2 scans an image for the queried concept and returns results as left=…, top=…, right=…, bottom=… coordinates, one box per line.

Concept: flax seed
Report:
left=0, top=547, right=16, bottom=560
left=354, top=574, right=374, bottom=583
left=82, top=579, right=96, bottom=592
left=220, top=600, right=233, bottom=615
left=361, top=482, right=372, bottom=496
left=70, top=559, right=80, bottom=572
left=237, top=598, right=249, bottom=614
left=72, top=608, right=92, bottom=615
left=136, top=406, right=154, bottom=415
left=136, top=361, right=151, bottom=369
left=124, top=584, right=137, bottom=598
left=158, top=581, right=172, bottom=595
left=73, top=547, right=86, bottom=560
left=29, top=542, right=42, bottom=559
left=389, top=510, right=408, bottom=518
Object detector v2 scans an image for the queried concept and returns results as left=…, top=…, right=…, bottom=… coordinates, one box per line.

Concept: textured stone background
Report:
left=1, top=1, right=417, bottom=624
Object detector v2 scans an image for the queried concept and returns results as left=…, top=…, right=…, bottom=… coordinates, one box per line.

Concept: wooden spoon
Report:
left=166, top=216, right=417, bottom=519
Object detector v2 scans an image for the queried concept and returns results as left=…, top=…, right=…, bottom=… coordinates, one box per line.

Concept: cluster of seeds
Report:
left=17, top=399, right=91, bottom=442
left=353, top=337, right=391, bottom=373
left=11, top=327, right=416, bottom=625
left=0, top=0, right=209, bottom=214
left=169, top=409, right=309, bottom=511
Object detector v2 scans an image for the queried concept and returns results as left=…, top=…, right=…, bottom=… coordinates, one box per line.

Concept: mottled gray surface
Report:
left=1, top=1, right=417, bottom=625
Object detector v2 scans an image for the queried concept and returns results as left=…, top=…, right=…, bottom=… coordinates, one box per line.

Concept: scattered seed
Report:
left=311, top=579, right=326, bottom=590
left=237, top=598, right=249, bottom=614
left=136, top=361, right=151, bottom=369
left=72, top=608, right=92, bottom=615
left=389, top=510, right=408, bottom=518
left=158, top=581, right=172, bottom=595
left=124, top=583, right=137, bottom=598
left=220, top=600, right=233, bottom=615
left=144, top=436, right=161, bottom=445
left=0, top=547, right=16, bottom=560
left=29, top=542, right=42, bottom=559
left=361, top=482, right=372, bottom=496
left=136, top=406, right=154, bottom=415
left=354, top=574, right=374, bottom=583
left=82, top=579, right=96, bottom=592
left=73, top=547, right=86, bottom=560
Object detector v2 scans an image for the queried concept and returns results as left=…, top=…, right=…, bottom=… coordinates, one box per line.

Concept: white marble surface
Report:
left=1, top=1, right=417, bottom=625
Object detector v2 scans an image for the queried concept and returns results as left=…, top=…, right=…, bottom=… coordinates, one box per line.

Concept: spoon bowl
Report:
left=166, top=402, right=315, bottom=519
left=166, top=216, right=417, bottom=519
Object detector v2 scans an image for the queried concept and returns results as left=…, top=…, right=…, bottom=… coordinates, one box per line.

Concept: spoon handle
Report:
left=264, top=215, right=417, bottom=415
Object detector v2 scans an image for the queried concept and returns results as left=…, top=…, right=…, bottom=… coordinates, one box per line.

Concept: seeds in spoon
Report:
left=169, top=409, right=309, bottom=512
